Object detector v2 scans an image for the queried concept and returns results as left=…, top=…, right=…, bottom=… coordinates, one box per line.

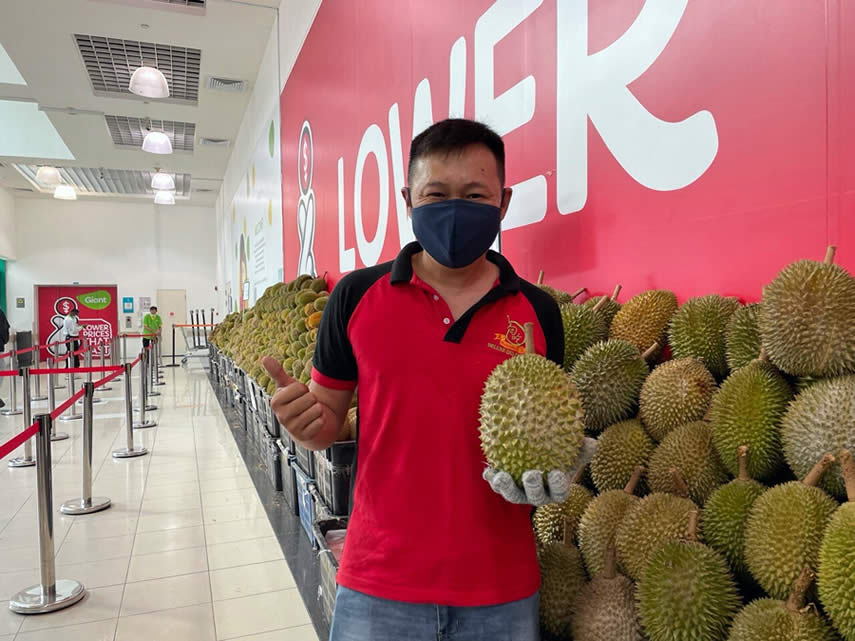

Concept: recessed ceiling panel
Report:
left=0, top=44, right=26, bottom=85
left=74, top=34, right=201, bottom=104
left=0, top=101, right=74, bottom=159
left=14, top=164, right=191, bottom=198
left=104, top=115, right=196, bottom=152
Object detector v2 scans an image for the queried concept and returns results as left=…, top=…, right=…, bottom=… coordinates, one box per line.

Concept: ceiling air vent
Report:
left=13, top=164, right=192, bottom=198
left=105, top=115, right=196, bottom=152
left=194, top=188, right=216, bottom=193
left=207, top=76, right=248, bottom=93
left=198, top=137, right=230, bottom=147
left=74, top=34, right=201, bottom=104
left=152, top=0, right=206, bottom=6
left=12, top=187, right=33, bottom=193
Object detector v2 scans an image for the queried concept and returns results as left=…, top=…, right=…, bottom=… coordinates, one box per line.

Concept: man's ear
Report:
left=499, top=187, right=513, bottom=221
left=402, top=187, right=412, bottom=213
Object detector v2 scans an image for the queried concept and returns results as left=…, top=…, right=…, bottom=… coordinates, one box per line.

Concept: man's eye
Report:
left=467, top=193, right=485, bottom=199
left=427, top=192, right=445, bottom=198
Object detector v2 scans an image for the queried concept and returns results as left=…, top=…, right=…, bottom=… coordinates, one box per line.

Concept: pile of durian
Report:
left=479, top=246, right=855, bottom=641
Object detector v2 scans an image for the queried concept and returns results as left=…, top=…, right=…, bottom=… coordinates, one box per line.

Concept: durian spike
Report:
left=537, top=270, right=545, bottom=285
left=592, top=294, right=610, bottom=313
left=602, top=543, right=617, bottom=580
left=570, top=287, right=586, bottom=300
left=824, top=245, right=837, bottom=265
left=839, top=449, right=855, bottom=502
left=563, top=517, right=574, bottom=548
left=524, top=322, right=535, bottom=355
left=686, top=509, right=700, bottom=542
left=642, top=341, right=660, bottom=361
left=737, top=445, right=751, bottom=481
left=785, top=566, right=816, bottom=613
left=803, top=453, right=836, bottom=488
left=670, top=467, right=690, bottom=498
left=624, top=465, right=645, bottom=495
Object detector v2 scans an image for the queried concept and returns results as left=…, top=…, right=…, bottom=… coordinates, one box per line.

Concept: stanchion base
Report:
left=58, top=413, right=83, bottom=422
left=97, top=386, right=113, bottom=392
left=112, top=447, right=148, bottom=458
left=133, top=404, right=158, bottom=412
left=9, top=579, right=86, bottom=614
left=133, top=420, right=157, bottom=429
left=0, top=409, right=23, bottom=416
left=162, top=364, right=180, bottom=368
left=53, top=384, right=66, bottom=390
left=60, top=497, right=111, bottom=515
left=31, top=395, right=49, bottom=402
left=149, top=392, right=161, bottom=398
left=7, top=457, right=36, bottom=468
left=77, top=397, right=106, bottom=406
left=50, top=432, right=70, bottom=441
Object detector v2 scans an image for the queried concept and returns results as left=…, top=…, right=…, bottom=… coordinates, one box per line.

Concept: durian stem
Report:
left=625, top=466, right=645, bottom=495
left=572, top=464, right=586, bottom=485
left=642, top=341, right=660, bottom=361
left=757, top=346, right=769, bottom=362
left=737, top=445, right=751, bottom=481
left=803, top=453, right=836, bottom=488
left=670, top=467, right=690, bottom=498
left=839, top=449, right=855, bottom=503
left=824, top=245, right=837, bottom=265
left=611, top=284, right=622, bottom=301
left=537, top=270, right=544, bottom=285
left=686, top=510, right=699, bottom=542
left=786, top=567, right=815, bottom=612
left=592, top=295, right=610, bottom=313
left=524, top=323, right=535, bottom=355
left=570, top=287, right=586, bottom=300
left=563, top=517, right=574, bottom=548
left=603, top=544, right=617, bottom=580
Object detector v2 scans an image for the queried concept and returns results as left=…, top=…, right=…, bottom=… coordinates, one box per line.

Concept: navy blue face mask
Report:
left=410, top=199, right=501, bottom=269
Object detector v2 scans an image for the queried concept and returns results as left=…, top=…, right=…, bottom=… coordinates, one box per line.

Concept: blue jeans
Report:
left=329, top=586, right=540, bottom=641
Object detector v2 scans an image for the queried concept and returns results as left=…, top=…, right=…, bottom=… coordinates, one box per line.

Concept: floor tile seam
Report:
left=12, top=612, right=120, bottom=637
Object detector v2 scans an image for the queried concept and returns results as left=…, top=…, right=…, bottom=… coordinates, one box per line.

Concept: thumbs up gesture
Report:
left=262, top=356, right=325, bottom=442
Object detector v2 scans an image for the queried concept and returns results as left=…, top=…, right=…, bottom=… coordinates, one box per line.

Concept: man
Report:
left=62, top=307, right=82, bottom=368
left=0, top=306, right=9, bottom=408
left=142, top=305, right=162, bottom=352
left=264, top=119, right=594, bottom=641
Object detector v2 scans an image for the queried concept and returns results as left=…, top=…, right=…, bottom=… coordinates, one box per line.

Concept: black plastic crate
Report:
left=262, top=434, right=282, bottom=491
left=312, top=517, right=348, bottom=627
left=294, top=443, right=315, bottom=478
left=318, top=440, right=356, bottom=465
left=295, top=465, right=316, bottom=547
left=257, top=387, right=280, bottom=438
left=277, top=441, right=298, bottom=515
left=313, top=452, right=353, bottom=516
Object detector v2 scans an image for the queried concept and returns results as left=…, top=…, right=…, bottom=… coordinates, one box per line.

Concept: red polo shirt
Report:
left=311, top=242, right=564, bottom=606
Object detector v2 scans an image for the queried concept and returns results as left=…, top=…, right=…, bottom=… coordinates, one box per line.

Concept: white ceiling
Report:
left=0, top=0, right=278, bottom=205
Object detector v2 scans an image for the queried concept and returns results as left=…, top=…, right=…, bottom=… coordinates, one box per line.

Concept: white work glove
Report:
left=483, top=437, right=598, bottom=506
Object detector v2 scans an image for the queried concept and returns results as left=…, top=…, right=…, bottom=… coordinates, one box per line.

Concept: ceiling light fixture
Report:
left=54, top=184, right=77, bottom=200
left=129, top=66, right=169, bottom=99
left=142, top=131, right=172, bottom=154
left=151, top=170, right=175, bottom=191
left=36, top=166, right=62, bottom=185
left=154, top=190, right=175, bottom=205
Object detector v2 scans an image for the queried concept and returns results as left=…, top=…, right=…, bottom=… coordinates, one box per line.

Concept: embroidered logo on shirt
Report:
left=488, top=316, right=527, bottom=356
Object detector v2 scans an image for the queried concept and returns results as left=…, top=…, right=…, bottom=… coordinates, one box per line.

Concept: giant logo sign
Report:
left=281, top=0, right=854, bottom=299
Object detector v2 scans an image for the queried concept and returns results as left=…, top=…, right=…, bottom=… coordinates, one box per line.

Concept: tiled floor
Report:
left=0, top=364, right=318, bottom=641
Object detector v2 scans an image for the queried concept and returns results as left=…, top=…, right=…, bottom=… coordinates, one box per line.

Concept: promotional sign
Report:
left=122, top=297, right=134, bottom=313
left=36, top=285, right=119, bottom=360
left=222, top=105, right=284, bottom=312
left=280, top=0, right=854, bottom=301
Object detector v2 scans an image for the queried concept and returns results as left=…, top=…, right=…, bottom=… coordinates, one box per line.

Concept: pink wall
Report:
left=280, top=0, right=855, bottom=302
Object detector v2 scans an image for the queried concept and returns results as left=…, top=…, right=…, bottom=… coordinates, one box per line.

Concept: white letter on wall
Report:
left=353, top=124, right=390, bottom=267
left=337, top=157, right=355, bottom=273
left=387, top=103, right=416, bottom=248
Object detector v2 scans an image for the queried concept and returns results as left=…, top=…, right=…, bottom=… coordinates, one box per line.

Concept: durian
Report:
left=728, top=566, right=839, bottom=641
left=743, top=454, right=839, bottom=599
left=572, top=340, right=650, bottom=432
left=703, top=446, right=766, bottom=576
left=710, top=358, right=792, bottom=481
left=479, top=323, right=585, bottom=484
left=539, top=520, right=588, bottom=639
left=536, top=271, right=584, bottom=306
left=571, top=545, right=643, bottom=641
left=559, top=302, right=608, bottom=371
left=726, top=303, right=762, bottom=370
left=818, top=449, right=855, bottom=641
left=578, top=467, right=644, bottom=577
left=668, top=294, right=740, bottom=379
left=590, top=419, right=654, bottom=493
left=760, top=245, right=855, bottom=377
left=647, top=422, right=729, bottom=505
left=582, top=284, right=623, bottom=329
left=615, top=480, right=699, bottom=580
left=781, top=375, right=855, bottom=499
left=533, top=469, right=593, bottom=546
left=639, top=358, right=717, bottom=441
left=609, top=289, right=678, bottom=360
left=637, top=511, right=740, bottom=641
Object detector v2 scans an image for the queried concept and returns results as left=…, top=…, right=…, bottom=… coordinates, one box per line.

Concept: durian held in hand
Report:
left=480, top=322, right=597, bottom=506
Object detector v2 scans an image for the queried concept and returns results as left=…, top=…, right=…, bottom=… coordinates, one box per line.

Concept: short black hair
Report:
left=407, top=119, right=505, bottom=188
left=150, top=306, right=157, bottom=311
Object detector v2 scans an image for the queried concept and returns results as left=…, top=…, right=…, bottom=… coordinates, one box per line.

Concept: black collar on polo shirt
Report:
left=390, top=241, right=522, bottom=343
left=389, top=241, right=522, bottom=293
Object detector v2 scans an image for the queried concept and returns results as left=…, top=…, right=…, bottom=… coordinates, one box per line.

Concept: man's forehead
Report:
left=411, top=145, right=500, bottom=183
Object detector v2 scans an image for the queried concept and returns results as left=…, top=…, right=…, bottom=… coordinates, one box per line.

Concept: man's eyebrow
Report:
left=420, top=180, right=491, bottom=190
left=421, top=181, right=449, bottom=190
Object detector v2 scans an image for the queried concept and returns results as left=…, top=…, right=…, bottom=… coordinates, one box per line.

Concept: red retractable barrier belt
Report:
left=0, top=424, right=39, bottom=460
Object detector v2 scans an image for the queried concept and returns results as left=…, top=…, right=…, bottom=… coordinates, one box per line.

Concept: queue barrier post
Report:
left=164, top=324, right=179, bottom=368
left=96, top=345, right=113, bottom=392
left=148, top=341, right=161, bottom=397
left=59, top=368, right=82, bottom=422
left=154, top=339, right=165, bottom=385
left=80, top=350, right=105, bottom=406
left=8, top=368, right=36, bottom=468
left=133, top=350, right=157, bottom=428
left=111, top=336, right=123, bottom=382
left=9, top=414, right=86, bottom=614
left=31, top=344, right=48, bottom=402
left=113, top=362, right=148, bottom=457
left=47, top=359, right=69, bottom=441
left=60, top=382, right=111, bottom=515
left=1, top=352, right=22, bottom=417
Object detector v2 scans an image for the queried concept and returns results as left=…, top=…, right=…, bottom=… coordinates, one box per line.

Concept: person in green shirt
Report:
left=142, top=306, right=163, bottom=349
